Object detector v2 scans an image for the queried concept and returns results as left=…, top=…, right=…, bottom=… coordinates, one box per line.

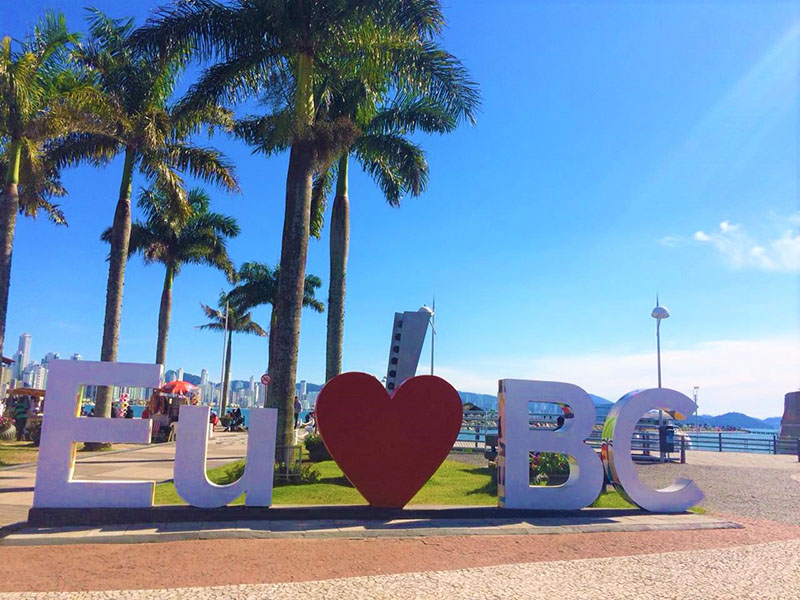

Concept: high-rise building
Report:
left=200, top=368, right=208, bottom=386
left=14, top=333, right=31, bottom=380
left=70, top=353, right=82, bottom=361
left=177, top=367, right=184, bottom=381
left=249, top=375, right=255, bottom=392
left=43, top=352, right=60, bottom=365
left=165, top=370, right=177, bottom=383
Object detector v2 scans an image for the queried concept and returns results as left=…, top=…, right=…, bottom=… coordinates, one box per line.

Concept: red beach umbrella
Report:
left=159, top=380, right=196, bottom=395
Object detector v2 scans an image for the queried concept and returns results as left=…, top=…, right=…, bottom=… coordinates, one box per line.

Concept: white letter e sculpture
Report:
left=34, top=360, right=161, bottom=508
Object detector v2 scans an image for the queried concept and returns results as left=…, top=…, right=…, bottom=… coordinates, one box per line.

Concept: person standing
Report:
left=13, top=396, right=30, bottom=441
left=293, top=395, right=302, bottom=428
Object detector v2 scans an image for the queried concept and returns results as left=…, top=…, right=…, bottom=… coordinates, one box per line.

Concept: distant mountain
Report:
left=762, top=417, right=783, bottom=428
left=678, top=412, right=779, bottom=430
left=182, top=373, right=201, bottom=385
left=458, top=391, right=496, bottom=411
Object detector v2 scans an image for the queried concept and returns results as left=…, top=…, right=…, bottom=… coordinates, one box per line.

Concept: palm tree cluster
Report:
left=1, top=2, right=479, bottom=450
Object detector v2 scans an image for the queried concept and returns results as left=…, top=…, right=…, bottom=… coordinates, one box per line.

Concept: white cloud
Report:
left=436, top=336, right=800, bottom=419
left=668, top=213, right=800, bottom=272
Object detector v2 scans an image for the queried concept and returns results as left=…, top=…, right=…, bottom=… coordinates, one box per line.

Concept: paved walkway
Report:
left=0, top=433, right=248, bottom=527
left=3, top=538, right=796, bottom=599
left=637, top=450, right=800, bottom=524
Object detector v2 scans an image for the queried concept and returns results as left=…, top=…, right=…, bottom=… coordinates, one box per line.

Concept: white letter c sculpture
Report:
left=601, top=388, right=703, bottom=513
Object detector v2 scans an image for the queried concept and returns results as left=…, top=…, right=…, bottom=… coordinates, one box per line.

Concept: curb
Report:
left=0, top=517, right=742, bottom=547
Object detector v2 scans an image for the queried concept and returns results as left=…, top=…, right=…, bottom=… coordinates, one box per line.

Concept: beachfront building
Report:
left=22, top=363, right=47, bottom=389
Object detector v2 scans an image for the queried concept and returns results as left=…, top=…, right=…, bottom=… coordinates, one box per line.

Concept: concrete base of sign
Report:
left=6, top=511, right=741, bottom=547
left=28, top=505, right=707, bottom=528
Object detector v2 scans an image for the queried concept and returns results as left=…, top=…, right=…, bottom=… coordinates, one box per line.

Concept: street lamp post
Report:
left=693, top=386, right=700, bottom=436
left=651, top=296, right=670, bottom=462
left=419, top=301, right=436, bottom=375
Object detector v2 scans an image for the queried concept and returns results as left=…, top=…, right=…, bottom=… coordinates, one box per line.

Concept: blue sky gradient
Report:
left=3, top=1, right=798, bottom=417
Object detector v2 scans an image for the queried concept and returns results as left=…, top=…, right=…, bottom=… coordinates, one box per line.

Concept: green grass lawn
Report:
left=154, top=458, right=705, bottom=512
left=0, top=440, right=39, bottom=467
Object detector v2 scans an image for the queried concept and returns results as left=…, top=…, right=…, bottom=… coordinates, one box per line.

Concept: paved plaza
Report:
left=2, top=539, right=797, bottom=600
left=1, top=440, right=799, bottom=598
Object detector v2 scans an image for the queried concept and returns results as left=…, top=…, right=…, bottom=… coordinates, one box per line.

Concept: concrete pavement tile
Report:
left=233, top=520, right=271, bottom=531
left=161, top=521, right=204, bottom=532
left=301, top=519, right=339, bottom=532
left=269, top=521, right=306, bottom=532
left=200, top=520, right=236, bottom=531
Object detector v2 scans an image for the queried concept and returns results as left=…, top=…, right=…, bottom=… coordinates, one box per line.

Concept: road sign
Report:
left=260, top=373, right=271, bottom=386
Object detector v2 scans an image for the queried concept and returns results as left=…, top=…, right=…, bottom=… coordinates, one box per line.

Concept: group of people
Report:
left=79, top=403, right=135, bottom=419
left=224, top=407, right=246, bottom=432
left=6, top=395, right=41, bottom=441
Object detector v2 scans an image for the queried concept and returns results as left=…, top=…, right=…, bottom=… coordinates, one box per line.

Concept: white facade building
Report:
left=23, top=363, right=47, bottom=389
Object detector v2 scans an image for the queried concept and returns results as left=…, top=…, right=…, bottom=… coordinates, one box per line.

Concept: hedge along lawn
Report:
left=153, top=458, right=706, bottom=511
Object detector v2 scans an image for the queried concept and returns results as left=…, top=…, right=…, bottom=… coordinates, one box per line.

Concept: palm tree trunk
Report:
left=221, top=329, right=232, bottom=416
left=265, top=307, right=276, bottom=408
left=271, top=52, right=315, bottom=449
left=155, top=264, right=174, bottom=366
left=0, top=140, right=22, bottom=357
left=325, top=153, right=350, bottom=382
left=95, top=149, right=135, bottom=420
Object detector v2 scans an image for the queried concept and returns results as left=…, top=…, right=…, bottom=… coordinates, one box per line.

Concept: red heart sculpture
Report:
left=316, top=372, right=463, bottom=508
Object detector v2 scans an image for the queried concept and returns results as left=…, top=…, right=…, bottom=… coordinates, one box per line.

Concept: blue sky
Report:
left=4, top=1, right=798, bottom=417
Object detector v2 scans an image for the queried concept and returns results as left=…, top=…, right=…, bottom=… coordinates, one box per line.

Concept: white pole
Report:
left=430, top=296, right=435, bottom=376
left=218, top=301, right=228, bottom=412
left=657, top=317, right=664, bottom=462
left=656, top=319, right=662, bottom=388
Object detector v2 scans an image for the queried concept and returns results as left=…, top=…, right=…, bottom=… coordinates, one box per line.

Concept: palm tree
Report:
left=227, top=262, right=324, bottom=407
left=311, top=92, right=463, bottom=382
left=102, top=186, right=240, bottom=367
left=134, top=0, right=479, bottom=448
left=0, top=12, right=87, bottom=355
left=198, top=292, right=266, bottom=416
left=48, top=10, right=238, bottom=418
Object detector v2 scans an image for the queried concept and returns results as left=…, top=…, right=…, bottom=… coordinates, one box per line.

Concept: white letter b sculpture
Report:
left=498, top=380, right=604, bottom=510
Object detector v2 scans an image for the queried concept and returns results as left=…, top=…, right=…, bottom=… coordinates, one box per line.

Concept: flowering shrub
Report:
left=0, top=416, right=14, bottom=431
left=530, top=452, right=569, bottom=483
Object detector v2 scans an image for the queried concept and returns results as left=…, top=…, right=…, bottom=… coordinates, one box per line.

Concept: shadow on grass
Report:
left=465, top=466, right=498, bottom=497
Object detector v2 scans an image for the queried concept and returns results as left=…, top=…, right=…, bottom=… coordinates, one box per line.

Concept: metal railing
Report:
left=453, top=413, right=800, bottom=461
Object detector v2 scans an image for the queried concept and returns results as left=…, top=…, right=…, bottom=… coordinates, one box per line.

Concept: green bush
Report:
left=304, top=433, right=331, bottom=462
